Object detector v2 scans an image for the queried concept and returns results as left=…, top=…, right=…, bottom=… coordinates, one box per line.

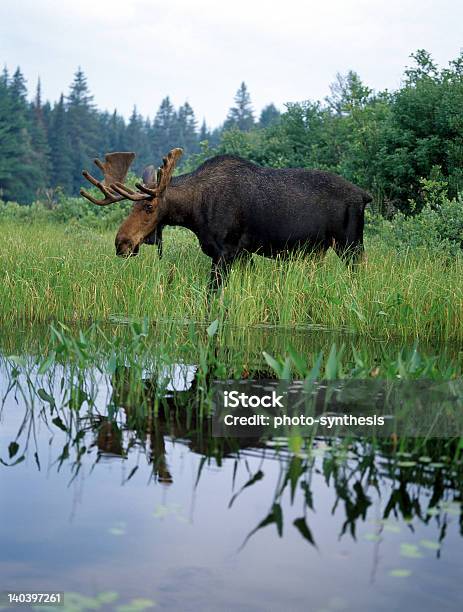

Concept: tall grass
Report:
left=1, top=220, right=463, bottom=342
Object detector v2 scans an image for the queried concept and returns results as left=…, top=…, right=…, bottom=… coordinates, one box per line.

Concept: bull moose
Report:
left=80, top=148, right=371, bottom=289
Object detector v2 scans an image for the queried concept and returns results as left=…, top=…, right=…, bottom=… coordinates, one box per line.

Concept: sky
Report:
left=0, top=0, right=461, bottom=127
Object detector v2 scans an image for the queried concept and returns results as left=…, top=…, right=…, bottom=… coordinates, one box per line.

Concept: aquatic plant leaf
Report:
left=0, top=455, right=25, bottom=467
left=389, top=568, right=412, bottom=578
left=383, top=523, right=401, bottom=533
left=62, top=591, right=101, bottom=610
left=293, top=516, right=316, bottom=546
left=123, top=466, right=139, bottom=483
left=8, top=441, right=19, bottom=458
left=229, top=469, right=264, bottom=508
left=37, top=388, right=56, bottom=407
left=37, top=352, right=56, bottom=375
left=262, top=351, right=283, bottom=377
left=116, top=598, right=156, bottom=611
left=107, top=352, right=118, bottom=375
left=364, top=532, right=381, bottom=542
left=194, top=456, right=207, bottom=489
left=397, top=461, right=416, bottom=468
left=8, top=355, right=27, bottom=367
left=52, top=416, right=68, bottom=432
left=96, top=591, right=119, bottom=604
left=400, top=543, right=423, bottom=558
left=206, top=319, right=219, bottom=337
left=419, top=539, right=440, bottom=550
left=240, top=503, right=283, bottom=550
left=109, top=527, right=125, bottom=536
left=305, top=351, right=323, bottom=385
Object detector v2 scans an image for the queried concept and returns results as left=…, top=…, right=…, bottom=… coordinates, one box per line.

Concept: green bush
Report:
left=366, top=177, right=463, bottom=255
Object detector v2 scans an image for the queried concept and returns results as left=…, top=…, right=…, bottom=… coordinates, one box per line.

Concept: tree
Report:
left=150, top=96, right=180, bottom=160
left=30, top=79, right=51, bottom=191
left=2, top=68, right=39, bottom=202
left=0, top=68, right=18, bottom=199
left=177, top=101, right=198, bottom=155
left=48, top=94, right=73, bottom=191
left=66, top=67, right=101, bottom=192
left=325, top=71, right=372, bottom=114
left=259, top=103, right=280, bottom=128
left=224, top=82, right=255, bottom=131
left=125, top=106, right=151, bottom=173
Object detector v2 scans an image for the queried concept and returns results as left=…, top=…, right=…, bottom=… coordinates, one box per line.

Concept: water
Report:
left=0, top=329, right=462, bottom=612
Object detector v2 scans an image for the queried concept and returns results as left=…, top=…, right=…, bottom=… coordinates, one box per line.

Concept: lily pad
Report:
left=419, top=539, right=440, bottom=551
left=400, top=543, right=423, bottom=559
left=389, top=568, right=412, bottom=578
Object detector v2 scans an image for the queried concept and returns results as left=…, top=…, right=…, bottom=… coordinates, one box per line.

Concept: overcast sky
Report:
left=0, top=0, right=461, bottom=127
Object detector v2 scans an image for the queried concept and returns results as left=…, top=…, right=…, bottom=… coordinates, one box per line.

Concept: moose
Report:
left=80, top=149, right=371, bottom=289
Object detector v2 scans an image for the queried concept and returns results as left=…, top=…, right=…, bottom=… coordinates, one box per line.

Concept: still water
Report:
left=0, top=331, right=461, bottom=612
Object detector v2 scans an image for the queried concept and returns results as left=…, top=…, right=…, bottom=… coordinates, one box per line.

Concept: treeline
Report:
left=1, top=50, right=463, bottom=215
left=0, top=69, right=279, bottom=203
left=198, top=50, right=463, bottom=215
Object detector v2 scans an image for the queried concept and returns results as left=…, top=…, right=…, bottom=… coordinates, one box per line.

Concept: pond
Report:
left=0, top=324, right=462, bottom=612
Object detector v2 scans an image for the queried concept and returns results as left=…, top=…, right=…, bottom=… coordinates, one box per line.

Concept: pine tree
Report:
left=30, top=79, right=51, bottom=190
left=198, top=119, right=209, bottom=142
left=177, top=102, right=198, bottom=155
left=224, top=82, right=255, bottom=131
left=0, top=68, right=17, bottom=200
left=259, top=103, right=280, bottom=128
left=49, top=94, right=73, bottom=191
left=126, top=106, right=151, bottom=173
left=66, top=67, right=101, bottom=192
left=151, top=97, right=180, bottom=160
left=107, top=109, right=126, bottom=152
left=4, top=68, right=38, bottom=202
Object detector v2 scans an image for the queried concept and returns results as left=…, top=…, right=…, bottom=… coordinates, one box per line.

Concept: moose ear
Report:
left=142, top=165, right=157, bottom=188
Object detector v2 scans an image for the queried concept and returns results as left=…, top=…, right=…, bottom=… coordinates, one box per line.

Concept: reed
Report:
left=1, top=221, right=463, bottom=344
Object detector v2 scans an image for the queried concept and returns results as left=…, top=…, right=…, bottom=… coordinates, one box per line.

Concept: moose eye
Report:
left=144, top=203, right=154, bottom=213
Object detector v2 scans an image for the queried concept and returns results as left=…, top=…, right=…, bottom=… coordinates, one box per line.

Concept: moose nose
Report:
left=116, top=238, right=135, bottom=257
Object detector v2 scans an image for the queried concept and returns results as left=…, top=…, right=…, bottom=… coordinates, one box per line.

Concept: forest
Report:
left=1, top=49, right=462, bottom=216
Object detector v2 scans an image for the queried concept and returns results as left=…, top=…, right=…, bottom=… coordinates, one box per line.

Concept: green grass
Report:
left=1, top=220, right=463, bottom=343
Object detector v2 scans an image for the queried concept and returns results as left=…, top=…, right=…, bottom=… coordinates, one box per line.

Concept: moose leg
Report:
left=208, top=256, right=234, bottom=293
left=155, top=226, right=163, bottom=259
left=334, top=206, right=365, bottom=267
left=334, top=241, right=364, bottom=266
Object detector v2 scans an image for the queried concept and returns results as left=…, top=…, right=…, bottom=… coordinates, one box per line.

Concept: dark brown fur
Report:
left=115, top=155, right=371, bottom=288
left=82, top=152, right=371, bottom=290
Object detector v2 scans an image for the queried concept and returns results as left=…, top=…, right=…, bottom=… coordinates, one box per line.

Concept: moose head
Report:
left=80, top=148, right=183, bottom=257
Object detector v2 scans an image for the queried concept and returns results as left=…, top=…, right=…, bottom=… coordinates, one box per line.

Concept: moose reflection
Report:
left=1, top=361, right=462, bottom=549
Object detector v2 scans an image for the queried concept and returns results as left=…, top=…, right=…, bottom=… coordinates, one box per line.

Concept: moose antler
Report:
left=155, top=148, right=183, bottom=196
left=81, top=148, right=183, bottom=204
left=111, top=147, right=183, bottom=201
left=80, top=152, right=136, bottom=206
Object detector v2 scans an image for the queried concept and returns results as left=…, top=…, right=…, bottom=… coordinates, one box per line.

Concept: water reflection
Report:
left=0, top=356, right=462, bottom=611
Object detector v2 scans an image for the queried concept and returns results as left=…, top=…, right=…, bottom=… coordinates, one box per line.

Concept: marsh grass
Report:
left=1, top=221, right=463, bottom=343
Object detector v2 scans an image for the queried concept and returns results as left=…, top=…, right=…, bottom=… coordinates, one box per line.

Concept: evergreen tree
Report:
left=177, top=102, right=198, bottom=155
left=3, top=68, right=38, bottom=202
left=66, top=68, right=101, bottom=192
left=151, top=97, right=180, bottom=159
left=126, top=106, right=151, bottom=173
left=224, top=82, right=255, bottom=131
left=49, top=94, right=73, bottom=191
left=0, top=68, right=17, bottom=200
left=107, top=109, right=126, bottom=152
left=259, top=103, right=280, bottom=128
left=30, top=79, right=51, bottom=190
left=198, top=119, right=209, bottom=142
